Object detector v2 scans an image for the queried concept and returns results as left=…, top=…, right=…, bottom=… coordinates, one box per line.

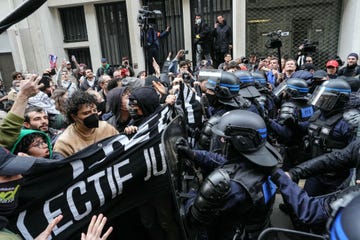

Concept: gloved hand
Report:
left=175, top=137, right=195, bottom=161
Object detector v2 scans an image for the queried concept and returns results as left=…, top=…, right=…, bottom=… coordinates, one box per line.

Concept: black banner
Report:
left=8, top=106, right=176, bottom=239
left=0, top=0, right=47, bottom=34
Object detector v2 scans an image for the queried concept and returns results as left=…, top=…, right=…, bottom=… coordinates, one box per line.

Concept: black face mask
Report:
left=206, top=93, right=217, bottom=106
left=83, top=113, right=99, bottom=128
left=128, top=107, right=142, bottom=120
left=0, top=179, right=23, bottom=216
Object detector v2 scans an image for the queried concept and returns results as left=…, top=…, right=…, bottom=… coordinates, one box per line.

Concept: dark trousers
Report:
left=138, top=193, right=181, bottom=240
left=146, top=47, right=159, bottom=75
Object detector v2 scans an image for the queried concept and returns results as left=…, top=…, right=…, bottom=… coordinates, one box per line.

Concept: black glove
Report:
left=175, top=137, right=195, bottom=161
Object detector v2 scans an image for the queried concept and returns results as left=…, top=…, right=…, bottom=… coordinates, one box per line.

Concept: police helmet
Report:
left=327, top=191, right=360, bottom=240
left=200, top=70, right=240, bottom=107
left=252, top=71, right=267, bottom=86
left=234, top=70, right=255, bottom=87
left=211, top=110, right=279, bottom=167
left=274, top=78, right=308, bottom=99
left=308, top=78, right=351, bottom=112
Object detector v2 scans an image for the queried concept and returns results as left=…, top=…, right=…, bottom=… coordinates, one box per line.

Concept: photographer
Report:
left=178, top=61, right=195, bottom=86
left=296, top=40, right=317, bottom=67
left=120, top=56, right=135, bottom=77
left=141, top=19, right=170, bottom=75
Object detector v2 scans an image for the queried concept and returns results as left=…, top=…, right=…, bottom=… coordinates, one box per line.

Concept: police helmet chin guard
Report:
left=308, top=78, right=351, bottom=112
left=327, top=192, right=360, bottom=240
left=212, top=110, right=279, bottom=167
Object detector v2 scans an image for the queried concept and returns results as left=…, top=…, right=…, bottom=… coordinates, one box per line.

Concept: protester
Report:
left=53, top=90, right=118, bottom=157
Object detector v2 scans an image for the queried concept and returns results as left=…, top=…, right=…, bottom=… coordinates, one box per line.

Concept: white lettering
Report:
left=150, top=146, right=166, bottom=176
left=67, top=181, right=92, bottom=221
left=70, top=160, right=85, bottom=179
left=144, top=149, right=152, bottom=181
left=87, top=171, right=106, bottom=206
left=107, top=167, right=117, bottom=199
left=113, top=159, right=133, bottom=194
left=16, top=211, right=33, bottom=239
left=44, top=193, right=73, bottom=236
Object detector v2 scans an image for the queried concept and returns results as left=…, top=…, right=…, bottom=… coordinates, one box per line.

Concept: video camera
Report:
left=301, top=39, right=318, bottom=54
left=137, top=6, right=162, bottom=29
left=265, top=30, right=289, bottom=49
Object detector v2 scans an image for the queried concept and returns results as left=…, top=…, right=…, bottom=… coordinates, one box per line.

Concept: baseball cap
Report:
left=326, top=60, right=339, bottom=68
left=312, top=70, right=327, bottom=79
left=101, top=58, right=108, bottom=63
left=66, top=61, right=71, bottom=65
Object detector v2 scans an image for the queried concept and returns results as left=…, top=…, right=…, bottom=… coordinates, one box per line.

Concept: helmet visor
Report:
left=273, top=81, right=288, bottom=97
left=308, top=85, right=338, bottom=111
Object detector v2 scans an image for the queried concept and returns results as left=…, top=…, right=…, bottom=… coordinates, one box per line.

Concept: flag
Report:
left=176, top=82, right=204, bottom=146
left=8, top=106, right=178, bottom=239
left=49, top=54, right=57, bottom=69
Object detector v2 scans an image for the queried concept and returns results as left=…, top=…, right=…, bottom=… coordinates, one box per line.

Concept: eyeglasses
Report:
left=306, top=60, right=312, bottom=63
left=30, top=140, right=48, bottom=148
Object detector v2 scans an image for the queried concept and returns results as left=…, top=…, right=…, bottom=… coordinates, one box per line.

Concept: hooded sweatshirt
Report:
left=11, top=129, right=52, bottom=158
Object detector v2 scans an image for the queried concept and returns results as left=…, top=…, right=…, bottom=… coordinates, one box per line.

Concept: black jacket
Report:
left=288, top=140, right=360, bottom=182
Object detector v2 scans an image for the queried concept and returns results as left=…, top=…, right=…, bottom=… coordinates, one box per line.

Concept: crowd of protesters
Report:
left=0, top=11, right=360, bottom=240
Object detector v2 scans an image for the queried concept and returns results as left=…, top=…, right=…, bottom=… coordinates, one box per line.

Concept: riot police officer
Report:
left=196, top=70, right=250, bottom=151
left=304, top=78, right=354, bottom=196
left=268, top=78, right=314, bottom=170
left=233, top=70, right=265, bottom=118
left=199, top=69, right=249, bottom=117
left=252, top=71, right=277, bottom=120
left=175, top=110, right=281, bottom=240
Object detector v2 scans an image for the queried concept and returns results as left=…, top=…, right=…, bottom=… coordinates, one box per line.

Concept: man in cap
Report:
left=96, top=58, right=113, bottom=78
left=326, top=59, right=339, bottom=79
left=338, top=52, right=360, bottom=77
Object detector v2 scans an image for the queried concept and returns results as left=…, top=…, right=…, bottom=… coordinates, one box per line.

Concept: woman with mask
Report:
left=53, top=90, right=118, bottom=158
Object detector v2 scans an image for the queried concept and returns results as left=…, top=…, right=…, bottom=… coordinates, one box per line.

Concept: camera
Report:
left=182, top=72, right=191, bottom=82
left=137, top=6, right=162, bottom=29
left=183, top=50, right=189, bottom=55
left=301, top=39, right=318, bottom=54
left=265, top=30, right=289, bottom=49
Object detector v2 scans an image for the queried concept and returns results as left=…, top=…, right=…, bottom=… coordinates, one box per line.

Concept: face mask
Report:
left=15, top=87, right=20, bottom=92
left=128, top=107, right=142, bottom=120
left=0, top=179, right=23, bottom=216
left=195, top=19, right=202, bottom=25
left=206, top=93, right=217, bottom=106
left=83, top=113, right=99, bottom=128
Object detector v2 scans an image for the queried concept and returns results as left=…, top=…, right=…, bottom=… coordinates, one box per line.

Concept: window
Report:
left=59, top=6, right=88, bottom=42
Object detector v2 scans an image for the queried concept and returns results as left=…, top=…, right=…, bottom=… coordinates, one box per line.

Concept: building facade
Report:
left=0, top=0, right=359, bottom=87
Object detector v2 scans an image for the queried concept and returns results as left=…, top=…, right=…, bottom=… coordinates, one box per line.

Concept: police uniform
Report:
left=176, top=110, right=281, bottom=240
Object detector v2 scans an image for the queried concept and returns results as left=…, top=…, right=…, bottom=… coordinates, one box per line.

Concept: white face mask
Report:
left=195, top=19, right=202, bottom=25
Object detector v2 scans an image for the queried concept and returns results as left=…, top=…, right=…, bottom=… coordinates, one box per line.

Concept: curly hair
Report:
left=13, top=133, right=46, bottom=155
left=65, top=90, right=97, bottom=123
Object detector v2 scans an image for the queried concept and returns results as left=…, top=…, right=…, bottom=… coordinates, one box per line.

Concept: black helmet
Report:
left=234, top=70, right=255, bottom=88
left=234, top=70, right=261, bottom=98
left=327, top=190, right=360, bottom=240
left=252, top=71, right=267, bottom=87
left=308, top=78, right=351, bottom=112
left=211, top=110, right=280, bottom=167
left=274, top=78, right=309, bottom=99
left=200, top=70, right=240, bottom=107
